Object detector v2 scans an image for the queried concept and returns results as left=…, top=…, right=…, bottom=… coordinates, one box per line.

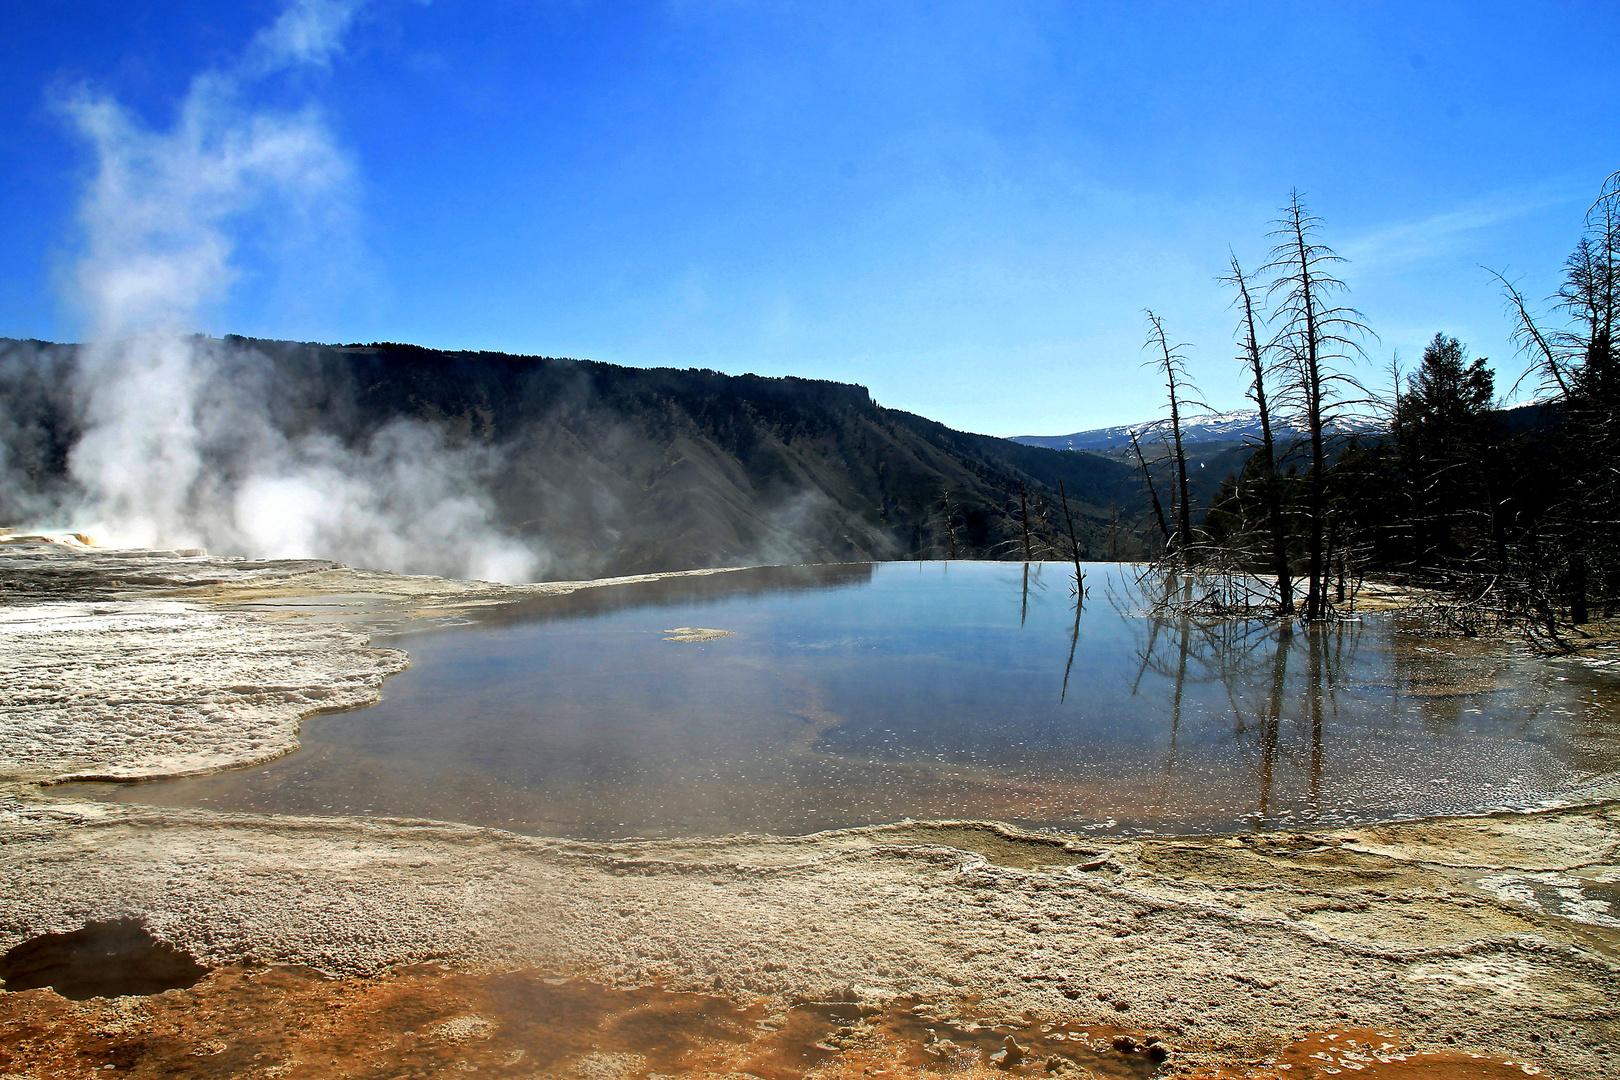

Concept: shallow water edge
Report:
left=41, top=559, right=1620, bottom=842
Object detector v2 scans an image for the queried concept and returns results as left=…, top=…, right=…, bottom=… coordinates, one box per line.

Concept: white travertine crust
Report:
left=0, top=600, right=407, bottom=783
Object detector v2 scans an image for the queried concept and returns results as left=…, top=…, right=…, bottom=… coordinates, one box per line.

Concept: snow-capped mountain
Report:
left=1012, top=409, right=1381, bottom=454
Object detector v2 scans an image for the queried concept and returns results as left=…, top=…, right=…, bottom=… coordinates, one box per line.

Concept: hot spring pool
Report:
left=72, top=561, right=1620, bottom=838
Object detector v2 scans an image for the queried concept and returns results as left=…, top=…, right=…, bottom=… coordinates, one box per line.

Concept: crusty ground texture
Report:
left=1, top=540, right=1618, bottom=1077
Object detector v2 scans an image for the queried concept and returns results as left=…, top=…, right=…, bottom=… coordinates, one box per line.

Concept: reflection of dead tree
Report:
left=1258, top=621, right=1291, bottom=816
left=1163, top=614, right=1191, bottom=798
left=1059, top=585, right=1086, bottom=703
left=1115, top=572, right=1281, bottom=693
left=1019, top=560, right=1054, bottom=629
left=1306, top=626, right=1325, bottom=809
left=1112, top=573, right=1363, bottom=820
left=1121, top=560, right=1295, bottom=623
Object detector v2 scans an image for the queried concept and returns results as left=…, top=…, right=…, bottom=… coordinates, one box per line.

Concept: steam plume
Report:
left=43, top=0, right=542, bottom=582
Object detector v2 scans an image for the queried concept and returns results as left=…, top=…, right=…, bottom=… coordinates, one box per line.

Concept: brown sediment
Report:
left=0, top=966, right=1540, bottom=1080
left=0, top=962, right=1166, bottom=1079
left=1180, top=1028, right=1544, bottom=1079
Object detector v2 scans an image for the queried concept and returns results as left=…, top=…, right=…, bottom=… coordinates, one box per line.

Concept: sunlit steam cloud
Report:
left=49, top=0, right=543, bottom=582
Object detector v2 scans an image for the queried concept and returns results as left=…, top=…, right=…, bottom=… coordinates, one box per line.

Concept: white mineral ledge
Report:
left=0, top=539, right=406, bottom=784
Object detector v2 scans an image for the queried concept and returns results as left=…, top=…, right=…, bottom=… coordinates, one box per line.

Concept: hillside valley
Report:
left=0, top=337, right=1145, bottom=579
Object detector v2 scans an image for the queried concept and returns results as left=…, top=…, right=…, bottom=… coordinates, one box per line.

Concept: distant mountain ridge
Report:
left=0, top=337, right=1151, bottom=579
left=1014, top=408, right=1383, bottom=455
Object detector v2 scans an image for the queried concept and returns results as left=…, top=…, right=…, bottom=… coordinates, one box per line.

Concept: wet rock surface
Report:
left=0, top=536, right=339, bottom=602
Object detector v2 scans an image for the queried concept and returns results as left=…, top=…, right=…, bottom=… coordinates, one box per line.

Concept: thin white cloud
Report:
left=249, top=0, right=366, bottom=73
left=1340, top=185, right=1580, bottom=275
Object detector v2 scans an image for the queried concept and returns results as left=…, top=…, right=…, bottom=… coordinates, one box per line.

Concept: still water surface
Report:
left=81, top=562, right=1620, bottom=839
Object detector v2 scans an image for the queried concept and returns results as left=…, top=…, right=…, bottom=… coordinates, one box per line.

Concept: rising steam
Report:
left=42, top=0, right=542, bottom=582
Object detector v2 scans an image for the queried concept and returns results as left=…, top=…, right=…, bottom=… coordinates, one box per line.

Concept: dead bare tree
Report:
left=938, top=488, right=960, bottom=560
left=1129, top=426, right=1172, bottom=551
left=1222, top=252, right=1293, bottom=617
left=1056, top=479, right=1086, bottom=593
left=1486, top=170, right=1620, bottom=629
left=1262, top=192, right=1371, bottom=621
left=1143, top=310, right=1205, bottom=560
left=1019, top=482, right=1033, bottom=561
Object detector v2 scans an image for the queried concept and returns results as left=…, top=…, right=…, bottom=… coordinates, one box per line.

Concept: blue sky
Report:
left=2, top=1, right=1617, bottom=436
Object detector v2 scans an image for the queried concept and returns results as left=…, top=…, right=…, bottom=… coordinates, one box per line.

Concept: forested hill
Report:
left=0, top=337, right=1145, bottom=578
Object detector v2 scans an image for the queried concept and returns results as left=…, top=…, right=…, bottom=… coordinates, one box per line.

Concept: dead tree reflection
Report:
left=1153, top=614, right=1194, bottom=811
left=1259, top=621, right=1291, bottom=816
left=1307, top=626, right=1325, bottom=810
left=1059, top=583, right=1086, bottom=704
left=1018, top=561, right=1054, bottom=630
left=1113, top=568, right=1375, bottom=824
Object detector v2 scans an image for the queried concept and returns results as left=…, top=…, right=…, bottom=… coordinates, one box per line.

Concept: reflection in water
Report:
left=1260, top=623, right=1290, bottom=817
left=64, top=562, right=1620, bottom=840
left=1059, top=578, right=1084, bottom=704
left=477, top=562, right=877, bottom=626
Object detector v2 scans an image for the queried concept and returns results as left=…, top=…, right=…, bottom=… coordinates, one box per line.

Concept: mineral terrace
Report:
left=0, top=537, right=1617, bottom=1079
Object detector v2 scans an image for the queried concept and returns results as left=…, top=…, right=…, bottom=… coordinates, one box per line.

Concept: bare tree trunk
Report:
left=1485, top=472, right=1508, bottom=572
left=1019, top=482, right=1032, bottom=562
left=939, top=489, right=959, bottom=560
left=1130, top=428, right=1172, bottom=550
left=1227, top=254, right=1293, bottom=616
left=1571, top=549, right=1589, bottom=625
left=1146, top=310, right=1196, bottom=558
left=1058, top=480, right=1085, bottom=590
left=1263, top=192, right=1369, bottom=620
left=1293, top=213, right=1329, bottom=622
